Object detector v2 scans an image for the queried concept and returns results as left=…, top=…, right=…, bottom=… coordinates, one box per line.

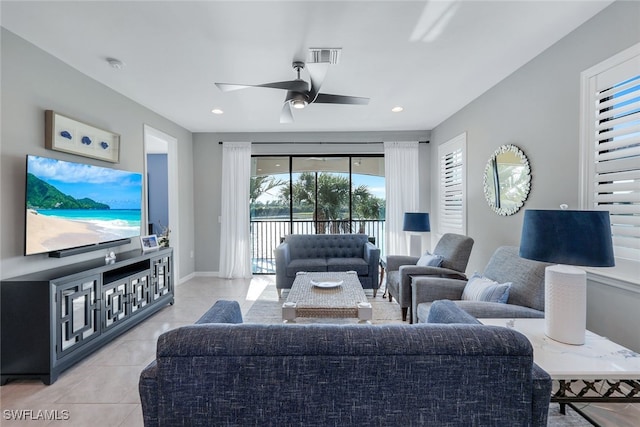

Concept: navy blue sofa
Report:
left=275, top=234, right=380, bottom=297
left=139, top=300, right=551, bottom=426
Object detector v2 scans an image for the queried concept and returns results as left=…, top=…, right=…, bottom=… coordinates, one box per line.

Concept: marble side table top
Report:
left=480, top=318, right=640, bottom=380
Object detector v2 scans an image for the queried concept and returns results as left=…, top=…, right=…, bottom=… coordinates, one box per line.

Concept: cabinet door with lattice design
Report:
left=151, top=255, right=172, bottom=301
left=130, top=274, right=152, bottom=314
left=55, top=276, right=100, bottom=359
left=102, top=279, right=129, bottom=331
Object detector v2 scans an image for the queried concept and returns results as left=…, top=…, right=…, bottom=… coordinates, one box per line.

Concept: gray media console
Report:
left=0, top=247, right=174, bottom=385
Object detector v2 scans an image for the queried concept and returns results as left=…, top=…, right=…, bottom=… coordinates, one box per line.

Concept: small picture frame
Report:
left=140, top=235, right=159, bottom=252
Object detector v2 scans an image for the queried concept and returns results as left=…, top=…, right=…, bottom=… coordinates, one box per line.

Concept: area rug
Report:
left=244, top=283, right=594, bottom=426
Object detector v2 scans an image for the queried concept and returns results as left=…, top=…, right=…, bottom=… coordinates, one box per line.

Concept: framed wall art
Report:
left=45, top=110, right=120, bottom=163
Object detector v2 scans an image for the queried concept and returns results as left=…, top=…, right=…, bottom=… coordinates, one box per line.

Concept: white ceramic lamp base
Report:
left=544, top=264, right=587, bottom=345
left=409, top=234, right=423, bottom=257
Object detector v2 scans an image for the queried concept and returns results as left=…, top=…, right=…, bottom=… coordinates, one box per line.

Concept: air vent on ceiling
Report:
left=308, top=48, right=342, bottom=64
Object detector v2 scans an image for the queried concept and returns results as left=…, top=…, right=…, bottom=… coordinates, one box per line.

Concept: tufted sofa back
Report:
left=284, top=234, right=369, bottom=259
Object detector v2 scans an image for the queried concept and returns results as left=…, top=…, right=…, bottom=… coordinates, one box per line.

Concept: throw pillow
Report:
left=461, top=273, right=511, bottom=303
left=416, top=251, right=444, bottom=267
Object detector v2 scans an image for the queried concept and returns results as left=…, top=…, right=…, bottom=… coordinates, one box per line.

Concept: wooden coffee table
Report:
left=282, top=271, right=372, bottom=322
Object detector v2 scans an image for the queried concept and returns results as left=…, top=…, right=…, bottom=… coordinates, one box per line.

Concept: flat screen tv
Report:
left=25, top=155, right=143, bottom=256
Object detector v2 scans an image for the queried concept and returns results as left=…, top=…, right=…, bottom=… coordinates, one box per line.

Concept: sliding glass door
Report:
left=291, top=157, right=350, bottom=234
left=250, top=155, right=385, bottom=274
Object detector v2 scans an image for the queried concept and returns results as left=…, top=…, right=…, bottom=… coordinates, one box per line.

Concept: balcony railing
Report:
left=250, top=219, right=386, bottom=274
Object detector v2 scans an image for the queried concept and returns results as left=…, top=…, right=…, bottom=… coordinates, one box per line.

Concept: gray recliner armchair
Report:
left=386, top=233, right=474, bottom=322
left=412, top=246, right=551, bottom=323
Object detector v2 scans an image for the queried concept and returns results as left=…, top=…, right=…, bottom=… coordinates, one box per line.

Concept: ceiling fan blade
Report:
left=214, top=83, right=252, bottom=92
left=215, top=80, right=308, bottom=92
left=280, top=102, right=294, bottom=124
left=313, top=93, right=370, bottom=105
left=306, top=62, right=329, bottom=103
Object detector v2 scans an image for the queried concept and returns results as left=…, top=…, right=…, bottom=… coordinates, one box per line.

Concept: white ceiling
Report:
left=1, top=0, right=614, bottom=133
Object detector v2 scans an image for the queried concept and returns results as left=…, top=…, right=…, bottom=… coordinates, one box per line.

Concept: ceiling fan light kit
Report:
left=214, top=55, right=369, bottom=123
left=291, top=99, right=307, bottom=109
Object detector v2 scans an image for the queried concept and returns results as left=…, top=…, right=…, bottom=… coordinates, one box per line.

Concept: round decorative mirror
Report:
left=483, top=144, right=531, bottom=216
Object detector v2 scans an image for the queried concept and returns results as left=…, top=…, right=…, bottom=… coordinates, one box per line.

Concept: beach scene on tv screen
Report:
left=25, top=155, right=142, bottom=255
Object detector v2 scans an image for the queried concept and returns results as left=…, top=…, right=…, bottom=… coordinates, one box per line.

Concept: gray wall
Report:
left=0, top=29, right=195, bottom=281
left=192, top=131, right=430, bottom=273
left=429, top=1, right=640, bottom=351
left=192, top=135, right=223, bottom=273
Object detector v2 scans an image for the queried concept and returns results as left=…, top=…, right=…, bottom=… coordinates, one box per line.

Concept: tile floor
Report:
left=1, top=275, right=638, bottom=426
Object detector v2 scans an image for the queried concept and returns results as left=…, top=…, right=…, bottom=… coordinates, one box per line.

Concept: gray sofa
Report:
left=275, top=233, right=380, bottom=297
left=139, top=299, right=551, bottom=427
left=412, top=246, right=550, bottom=323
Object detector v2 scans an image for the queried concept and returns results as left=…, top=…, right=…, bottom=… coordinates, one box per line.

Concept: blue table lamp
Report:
left=520, top=209, right=614, bottom=345
left=403, top=212, right=430, bottom=256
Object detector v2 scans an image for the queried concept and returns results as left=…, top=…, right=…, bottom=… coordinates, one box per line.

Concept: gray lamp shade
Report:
left=403, top=212, right=430, bottom=232
left=519, top=209, right=615, bottom=267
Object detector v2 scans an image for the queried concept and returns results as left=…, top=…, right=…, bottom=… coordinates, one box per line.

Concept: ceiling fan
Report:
left=215, top=61, right=369, bottom=124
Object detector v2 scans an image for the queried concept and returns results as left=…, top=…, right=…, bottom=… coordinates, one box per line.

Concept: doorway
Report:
left=144, top=125, right=180, bottom=281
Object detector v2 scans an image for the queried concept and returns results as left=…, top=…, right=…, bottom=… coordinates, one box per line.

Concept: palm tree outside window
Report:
left=250, top=155, right=385, bottom=274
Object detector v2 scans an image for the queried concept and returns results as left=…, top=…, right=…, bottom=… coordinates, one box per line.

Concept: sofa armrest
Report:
left=411, top=277, right=467, bottom=302
left=411, top=277, right=467, bottom=322
left=363, top=241, right=380, bottom=263
left=386, top=255, right=419, bottom=271
left=196, top=300, right=243, bottom=324
left=453, top=301, right=545, bottom=319
left=139, top=361, right=159, bottom=427
left=399, top=265, right=467, bottom=279
left=531, top=363, right=552, bottom=427
left=391, top=265, right=465, bottom=309
left=275, top=241, right=291, bottom=287
left=364, top=241, right=380, bottom=285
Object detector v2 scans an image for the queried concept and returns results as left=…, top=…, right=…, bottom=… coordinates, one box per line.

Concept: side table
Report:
left=480, top=318, right=640, bottom=426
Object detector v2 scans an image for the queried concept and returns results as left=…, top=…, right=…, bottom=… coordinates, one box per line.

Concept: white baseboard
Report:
left=177, top=272, right=196, bottom=285
left=193, top=271, right=220, bottom=277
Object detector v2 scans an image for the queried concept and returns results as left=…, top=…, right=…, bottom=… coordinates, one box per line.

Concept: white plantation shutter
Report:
left=438, top=133, right=466, bottom=235
left=581, top=43, right=640, bottom=283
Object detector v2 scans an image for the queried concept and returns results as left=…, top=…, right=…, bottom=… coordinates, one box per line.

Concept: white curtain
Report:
left=219, top=142, right=252, bottom=278
left=384, top=141, right=420, bottom=255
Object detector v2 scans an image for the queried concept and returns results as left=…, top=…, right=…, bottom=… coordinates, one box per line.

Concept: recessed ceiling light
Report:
left=106, top=58, right=125, bottom=70
left=211, top=108, right=224, bottom=115
left=391, top=106, right=404, bottom=113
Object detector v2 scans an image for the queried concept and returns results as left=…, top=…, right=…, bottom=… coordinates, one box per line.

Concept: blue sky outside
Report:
left=353, top=174, right=385, bottom=199
left=611, top=74, right=639, bottom=113
left=28, top=156, right=142, bottom=209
